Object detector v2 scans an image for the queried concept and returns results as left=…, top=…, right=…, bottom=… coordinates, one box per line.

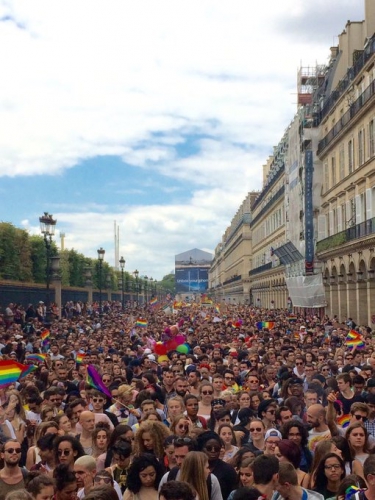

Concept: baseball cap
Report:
left=147, top=354, right=156, bottom=362
left=265, top=429, right=282, bottom=441
left=144, top=348, right=152, bottom=354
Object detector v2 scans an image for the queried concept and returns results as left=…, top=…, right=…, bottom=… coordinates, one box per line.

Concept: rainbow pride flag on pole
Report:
left=136, top=319, right=148, bottom=328
left=345, top=330, right=365, bottom=349
left=0, top=360, right=28, bottom=387
left=40, top=329, right=50, bottom=349
left=76, top=353, right=87, bottom=364
left=256, top=321, right=275, bottom=329
left=86, top=365, right=111, bottom=398
left=25, top=353, right=46, bottom=364
left=150, top=297, right=158, bottom=307
left=19, top=364, right=38, bottom=378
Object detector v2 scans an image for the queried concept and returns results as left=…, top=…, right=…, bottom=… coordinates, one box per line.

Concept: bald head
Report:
left=306, top=404, right=326, bottom=429
left=79, top=410, right=95, bottom=432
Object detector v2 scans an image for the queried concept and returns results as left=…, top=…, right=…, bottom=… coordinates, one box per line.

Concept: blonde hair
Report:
left=170, top=414, right=189, bottom=436
left=180, top=451, right=209, bottom=500
left=134, top=421, right=171, bottom=460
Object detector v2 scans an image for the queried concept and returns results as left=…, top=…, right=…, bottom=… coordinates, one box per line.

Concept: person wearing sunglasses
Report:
left=0, top=439, right=27, bottom=498
left=53, top=435, right=85, bottom=471
left=258, top=399, right=277, bottom=431
left=199, top=383, right=215, bottom=421
left=197, top=430, right=237, bottom=500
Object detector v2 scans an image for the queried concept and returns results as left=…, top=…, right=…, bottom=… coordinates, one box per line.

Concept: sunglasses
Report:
left=58, top=449, right=71, bottom=456
left=267, top=409, right=276, bottom=414
left=354, top=415, right=368, bottom=422
left=174, top=437, right=193, bottom=445
left=94, top=477, right=111, bottom=484
left=296, top=362, right=304, bottom=366
left=225, top=377, right=234, bottom=380
left=5, top=448, right=21, bottom=454
left=93, top=398, right=104, bottom=403
left=250, top=428, right=262, bottom=432
left=205, top=445, right=221, bottom=452
left=202, top=391, right=213, bottom=395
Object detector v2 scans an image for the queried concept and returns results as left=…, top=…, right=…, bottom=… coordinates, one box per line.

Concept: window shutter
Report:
left=355, top=195, right=362, bottom=224
left=337, top=207, right=343, bottom=232
left=317, top=215, right=327, bottom=241
left=366, top=188, right=373, bottom=220
left=329, top=210, right=334, bottom=235
left=346, top=200, right=351, bottom=226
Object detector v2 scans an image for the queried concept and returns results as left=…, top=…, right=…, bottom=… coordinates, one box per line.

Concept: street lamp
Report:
left=133, top=269, right=139, bottom=305
left=119, top=256, right=126, bottom=310
left=144, top=275, right=148, bottom=303
left=39, top=212, right=57, bottom=325
left=97, top=247, right=105, bottom=314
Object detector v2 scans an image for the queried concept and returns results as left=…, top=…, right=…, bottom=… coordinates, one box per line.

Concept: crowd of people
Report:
left=0, top=298, right=374, bottom=500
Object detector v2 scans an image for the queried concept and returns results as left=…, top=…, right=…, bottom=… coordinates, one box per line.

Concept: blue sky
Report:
left=0, top=0, right=364, bottom=279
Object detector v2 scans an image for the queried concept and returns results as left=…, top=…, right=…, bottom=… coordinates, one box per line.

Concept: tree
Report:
left=0, top=223, right=33, bottom=281
left=159, top=273, right=176, bottom=294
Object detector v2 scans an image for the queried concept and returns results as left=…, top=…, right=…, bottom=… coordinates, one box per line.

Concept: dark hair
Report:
left=53, top=463, right=76, bottom=491
left=228, top=445, right=256, bottom=469
left=314, top=453, right=345, bottom=491
left=84, top=485, right=119, bottom=500
left=331, top=436, right=353, bottom=463
left=276, top=440, right=301, bottom=469
left=280, top=420, right=309, bottom=448
left=337, top=475, right=366, bottom=497
left=112, top=440, right=132, bottom=459
left=364, top=455, right=375, bottom=478
left=25, top=471, right=55, bottom=494
left=53, top=435, right=85, bottom=463
left=126, top=453, right=164, bottom=493
left=196, top=431, right=222, bottom=451
left=252, top=455, right=279, bottom=484
left=173, top=437, right=197, bottom=451
left=37, top=433, right=56, bottom=451
left=233, top=487, right=263, bottom=500
left=159, top=480, right=195, bottom=500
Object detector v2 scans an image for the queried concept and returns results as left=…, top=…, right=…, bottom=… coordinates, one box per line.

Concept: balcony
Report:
left=318, top=79, right=375, bottom=155
left=250, top=185, right=285, bottom=227
left=316, top=217, right=375, bottom=253
left=251, top=166, right=285, bottom=211
left=249, top=262, right=272, bottom=276
left=223, top=275, right=242, bottom=286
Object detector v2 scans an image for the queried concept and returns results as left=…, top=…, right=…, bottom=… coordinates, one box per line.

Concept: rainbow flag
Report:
left=40, top=329, right=50, bottom=348
left=346, top=330, right=362, bottom=341
left=136, top=319, right=148, bottom=328
left=256, top=321, right=275, bottom=329
left=25, top=353, right=46, bottom=364
left=76, top=353, right=86, bottom=364
left=0, top=360, right=28, bottom=387
left=215, top=305, right=220, bottom=315
left=337, top=414, right=351, bottom=428
left=150, top=297, right=158, bottom=307
left=287, top=316, right=297, bottom=323
left=86, top=365, right=111, bottom=398
left=346, top=339, right=365, bottom=350
left=20, top=364, right=38, bottom=378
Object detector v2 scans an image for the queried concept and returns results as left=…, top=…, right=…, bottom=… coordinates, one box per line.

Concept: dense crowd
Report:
left=0, top=299, right=374, bottom=500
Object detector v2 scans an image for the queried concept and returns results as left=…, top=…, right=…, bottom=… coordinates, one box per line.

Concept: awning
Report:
left=273, top=242, right=304, bottom=265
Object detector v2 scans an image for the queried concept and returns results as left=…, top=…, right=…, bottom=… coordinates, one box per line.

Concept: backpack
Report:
left=167, top=467, right=212, bottom=498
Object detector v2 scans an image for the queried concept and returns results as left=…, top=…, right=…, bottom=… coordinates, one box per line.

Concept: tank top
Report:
left=0, top=476, right=25, bottom=500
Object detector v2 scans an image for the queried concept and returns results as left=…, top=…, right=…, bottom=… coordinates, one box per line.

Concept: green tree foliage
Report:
left=0, top=223, right=33, bottom=281
left=160, top=273, right=176, bottom=294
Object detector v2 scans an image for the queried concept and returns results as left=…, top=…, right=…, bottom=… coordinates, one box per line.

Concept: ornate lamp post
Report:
left=97, top=247, right=105, bottom=314
left=133, top=269, right=139, bottom=305
left=39, top=212, right=57, bottom=325
left=144, top=275, right=148, bottom=303
left=119, top=256, right=126, bottom=310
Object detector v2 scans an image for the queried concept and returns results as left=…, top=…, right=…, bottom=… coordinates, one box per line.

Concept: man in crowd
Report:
left=0, top=440, right=26, bottom=500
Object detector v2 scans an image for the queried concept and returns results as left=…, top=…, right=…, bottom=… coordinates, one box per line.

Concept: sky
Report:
left=0, top=0, right=365, bottom=280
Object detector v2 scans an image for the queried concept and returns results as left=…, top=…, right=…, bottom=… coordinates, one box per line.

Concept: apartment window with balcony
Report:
left=324, top=161, right=329, bottom=192
left=358, top=129, right=365, bottom=166
left=348, top=139, right=354, bottom=173
left=331, top=155, right=336, bottom=186
left=369, top=120, right=375, bottom=158
left=339, top=144, right=345, bottom=180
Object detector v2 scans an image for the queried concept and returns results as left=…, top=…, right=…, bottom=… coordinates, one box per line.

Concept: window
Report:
left=348, top=139, right=354, bottom=173
left=339, top=144, right=345, bottom=180
left=358, top=129, right=365, bottom=165
left=370, top=120, right=375, bottom=157
left=331, top=155, right=336, bottom=186
left=324, top=161, right=329, bottom=191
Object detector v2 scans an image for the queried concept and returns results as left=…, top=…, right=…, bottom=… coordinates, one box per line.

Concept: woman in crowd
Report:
left=6, top=390, right=27, bottom=444
left=92, top=422, right=111, bottom=459
left=31, top=433, right=56, bottom=473
left=228, top=445, right=256, bottom=470
left=246, top=419, right=265, bottom=453
left=123, top=453, right=164, bottom=500
left=134, top=421, right=171, bottom=461
left=197, top=431, right=237, bottom=500
left=274, top=439, right=306, bottom=485
left=346, top=423, right=371, bottom=466
left=25, top=472, right=55, bottom=500
left=302, top=437, right=343, bottom=489
left=313, top=453, right=346, bottom=499
left=53, top=435, right=85, bottom=471
left=281, top=420, right=312, bottom=473
left=166, top=397, right=185, bottom=425
left=227, top=457, right=255, bottom=500
left=231, top=392, right=251, bottom=425
left=26, top=421, right=59, bottom=470
left=249, top=392, right=262, bottom=413
left=53, top=464, right=77, bottom=500
left=55, top=414, right=73, bottom=436
left=180, top=451, right=222, bottom=500
left=198, top=383, right=215, bottom=420
left=330, top=436, right=363, bottom=478
left=218, top=424, right=238, bottom=462
left=232, top=409, right=253, bottom=447
left=208, top=409, right=232, bottom=432
left=97, top=424, right=134, bottom=471
left=163, top=435, right=176, bottom=471
left=170, top=415, right=190, bottom=438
